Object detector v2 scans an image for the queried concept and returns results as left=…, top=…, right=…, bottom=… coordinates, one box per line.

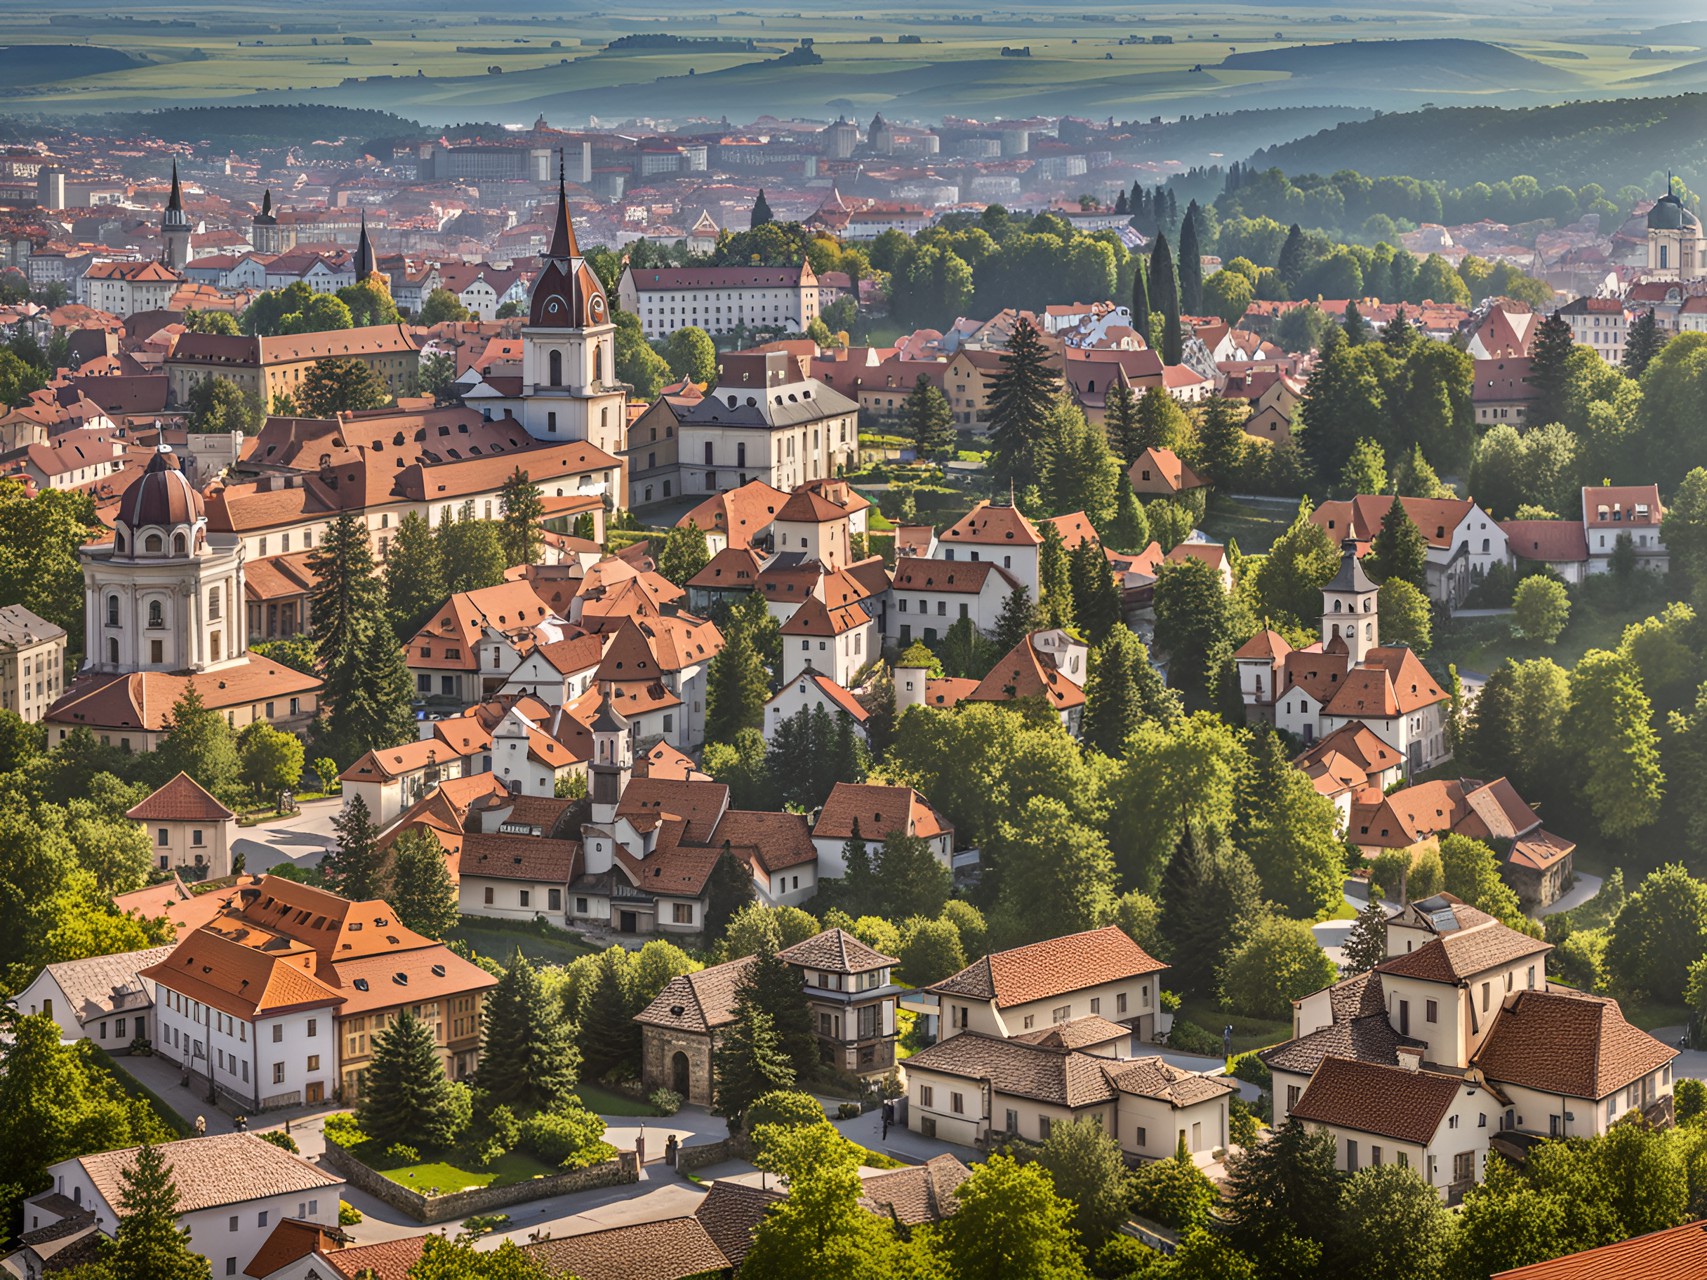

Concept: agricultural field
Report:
left=4, top=1, right=1707, bottom=126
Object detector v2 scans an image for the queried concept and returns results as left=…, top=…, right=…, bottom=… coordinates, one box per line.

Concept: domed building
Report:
left=82, top=445, right=245, bottom=676
left=1647, top=189, right=1704, bottom=281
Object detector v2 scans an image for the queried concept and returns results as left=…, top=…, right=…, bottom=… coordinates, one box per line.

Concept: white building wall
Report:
left=153, top=985, right=334, bottom=1110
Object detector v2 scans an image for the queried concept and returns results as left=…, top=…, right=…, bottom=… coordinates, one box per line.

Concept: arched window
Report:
left=1331, top=624, right=1340, bottom=639
left=1365, top=621, right=1374, bottom=641
left=115, top=531, right=126, bottom=554
left=208, top=587, right=221, bottom=621
left=548, top=350, right=563, bottom=387
left=106, top=595, right=119, bottom=627
left=1333, top=599, right=1342, bottom=613
left=144, top=533, right=162, bottom=554
left=108, top=637, right=119, bottom=665
left=147, top=600, right=163, bottom=628
left=593, top=345, right=604, bottom=383
left=1363, top=598, right=1372, bottom=613
left=172, top=531, right=187, bottom=555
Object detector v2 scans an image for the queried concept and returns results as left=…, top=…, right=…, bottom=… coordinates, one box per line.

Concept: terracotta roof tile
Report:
left=73, top=1133, right=340, bottom=1216
left=126, top=772, right=234, bottom=822
left=902, top=1031, right=1118, bottom=1107
left=693, top=1181, right=782, bottom=1267
left=634, top=956, right=753, bottom=1034
left=325, top=1234, right=428, bottom=1280
left=859, top=1155, right=971, bottom=1225
left=524, top=1216, right=729, bottom=1280
left=1290, top=1056, right=1464, bottom=1144
left=1488, top=1220, right=1707, bottom=1280
left=778, top=927, right=895, bottom=973
left=931, top=926, right=1166, bottom=1007
left=1376, top=920, right=1550, bottom=985
left=812, top=782, right=949, bottom=844
left=1471, top=989, right=1676, bottom=1101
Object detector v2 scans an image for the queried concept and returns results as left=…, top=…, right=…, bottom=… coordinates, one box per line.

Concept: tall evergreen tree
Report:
left=1104, top=380, right=1143, bottom=466
left=1130, top=254, right=1150, bottom=339
left=359, top=1008, right=465, bottom=1147
left=1368, top=495, right=1428, bottom=590
left=1196, top=394, right=1249, bottom=486
left=99, top=1141, right=209, bottom=1280
left=706, top=625, right=770, bottom=745
left=986, top=317, right=1059, bottom=491
left=1223, top=1120, right=1343, bottom=1269
left=1178, top=202, right=1204, bottom=315
left=840, top=819, right=876, bottom=915
left=750, top=189, right=774, bottom=228
left=497, top=468, right=544, bottom=568
left=326, top=793, right=383, bottom=901
left=1277, top=223, right=1307, bottom=296
left=480, top=950, right=580, bottom=1112
left=385, top=828, right=458, bottom=938
left=435, top=501, right=507, bottom=594
left=1150, top=234, right=1183, bottom=365
left=1083, top=627, right=1145, bottom=757
left=1381, top=305, right=1416, bottom=357
left=1113, top=188, right=1128, bottom=216
left=1109, top=484, right=1150, bottom=553
left=1068, top=538, right=1122, bottom=642
left=308, top=512, right=414, bottom=765
left=993, top=585, right=1043, bottom=656
left=576, top=948, right=641, bottom=1080
left=703, top=844, right=756, bottom=942
left=737, top=940, right=817, bottom=1078
left=1342, top=898, right=1388, bottom=975
left=1622, top=308, right=1664, bottom=378
left=1159, top=826, right=1261, bottom=997
left=900, top=373, right=956, bottom=460
left=1037, top=520, right=1074, bottom=629
left=1528, top=309, right=1576, bottom=426
left=1235, top=724, right=1347, bottom=919
left=711, top=1004, right=794, bottom=1130
left=1342, top=297, right=1368, bottom=346
left=873, top=831, right=952, bottom=920
left=863, top=667, right=897, bottom=761
left=384, top=510, right=445, bottom=640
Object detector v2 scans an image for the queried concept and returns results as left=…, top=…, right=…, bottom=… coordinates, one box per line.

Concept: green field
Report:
left=444, top=917, right=600, bottom=968
left=2, top=1, right=1703, bottom=125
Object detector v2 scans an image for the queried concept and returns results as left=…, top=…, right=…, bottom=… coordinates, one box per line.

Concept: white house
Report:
left=338, top=738, right=468, bottom=830
left=125, top=772, right=239, bottom=879
left=1582, top=484, right=1667, bottom=574
left=811, top=781, right=953, bottom=875
left=890, top=557, right=1017, bottom=646
left=779, top=595, right=878, bottom=686
left=455, top=827, right=579, bottom=924
left=618, top=262, right=820, bottom=340
left=765, top=670, right=871, bottom=744
left=1312, top=495, right=1508, bottom=607
left=11, top=946, right=175, bottom=1052
left=23, top=1134, right=342, bottom=1280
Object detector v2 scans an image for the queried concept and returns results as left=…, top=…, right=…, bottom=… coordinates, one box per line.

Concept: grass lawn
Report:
left=573, top=1083, right=662, bottom=1117
left=373, top=1147, right=556, bottom=1195
left=1174, top=1003, right=1293, bottom=1057
left=444, top=919, right=599, bottom=968
left=1430, top=606, right=1632, bottom=676
left=1201, top=494, right=1295, bottom=555
left=1618, top=999, right=1691, bottom=1034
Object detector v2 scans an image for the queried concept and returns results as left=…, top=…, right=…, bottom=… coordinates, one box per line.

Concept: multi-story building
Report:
left=127, top=771, right=239, bottom=880
left=617, top=262, right=820, bottom=340
left=163, top=325, right=419, bottom=410
left=1556, top=295, right=1630, bottom=364
left=0, top=602, right=65, bottom=722
left=1582, top=483, right=1667, bottom=573
left=1311, top=495, right=1508, bottom=607
left=77, top=259, right=183, bottom=314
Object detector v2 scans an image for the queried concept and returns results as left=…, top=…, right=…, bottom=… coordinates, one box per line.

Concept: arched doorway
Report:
left=671, top=1051, right=690, bottom=1097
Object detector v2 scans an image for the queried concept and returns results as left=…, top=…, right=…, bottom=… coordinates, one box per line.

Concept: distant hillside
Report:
left=0, top=45, right=139, bottom=86
left=1217, top=39, right=1568, bottom=91
left=1254, top=93, right=1707, bottom=190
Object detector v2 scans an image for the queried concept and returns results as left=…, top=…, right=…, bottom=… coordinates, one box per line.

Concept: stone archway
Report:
left=671, top=1051, right=690, bottom=1097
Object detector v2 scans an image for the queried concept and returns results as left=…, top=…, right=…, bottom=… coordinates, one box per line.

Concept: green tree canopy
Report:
left=359, top=1008, right=468, bottom=1148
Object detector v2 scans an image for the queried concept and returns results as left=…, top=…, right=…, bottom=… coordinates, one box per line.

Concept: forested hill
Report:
left=1252, top=93, right=1707, bottom=191
left=1218, top=39, right=1562, bottom=92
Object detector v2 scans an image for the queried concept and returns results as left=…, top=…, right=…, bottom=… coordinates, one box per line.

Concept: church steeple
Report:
left=259, top=188, right=273, bottom=220
left=355, top=209, right=375, bottom=279
left=161, top=159, right=191, bottom=270
left=166, top=160, right=184, bottom=217
left=546, top=151, right=579, bottom=260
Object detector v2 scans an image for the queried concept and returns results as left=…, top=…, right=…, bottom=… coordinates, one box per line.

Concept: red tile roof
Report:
left=1471, top=989, right=1676, bottom=1101
left=931, top=926, right=1166, bottom=1008
left=126, top=771, right=234, bottom=822
left=1489, top=1220, right=1707, bottom=1280
left=1290, top=1056, right=1464, bottom=1144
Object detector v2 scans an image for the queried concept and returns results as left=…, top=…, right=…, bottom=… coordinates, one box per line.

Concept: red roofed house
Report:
left=338, top=738, right=471, bottom=829
left=1127, top=447, right=1205, bottom=499
left=811, top=780, right=955, bottom=876
left=765, top=668, right=871, bottom=747
left=1499, top=519, right=1590, bottom=584
left=966, top=629, right=1090, bottom=736
left=1311, top=494, right=1507, bottom=607
left=1581, top=483, right=1667, bottom=574
left=127, top=771, right=238, bottom=879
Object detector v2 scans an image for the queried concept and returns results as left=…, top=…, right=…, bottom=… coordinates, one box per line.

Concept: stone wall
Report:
left=641, top=1025, right=715, bottom=1107
left=322, top=1138, right=639, bottom=1225
left=676, top=1132, right=749, bottom=1176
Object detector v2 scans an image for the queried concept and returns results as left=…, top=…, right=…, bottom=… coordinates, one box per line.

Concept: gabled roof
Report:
left=126, top=771, right=234, bottom=822
left=940, top=501, right=1040, bottom=548
left=1127, top=447, right=1204, bottom=494
left=930, top=926, right=1166, bottom=1008
left=693, top=1181, right=782, bottom=1268
left=1234, top=629, right=1291, bottom=661
left=1471, top=988, right=1676, bottom=1102
left=968, top=633, right=1086, bottom=711
left=1104, top=1055, right=1238, bottom=1107
left=523, top=1216, right=730, bottom=1280
left=902, top=1030, right=1118, bottom=1107
left=66, top=1133, right=340, bottom=1217
left=778, top=927, right=895, bottom=974
left=1500, top=519, right=1589, bottom=564
left=1011, top=1014, right=1131, bottom=1051
left=812, top=781, right=950, bottom=843
left=1290, top=1056, right=1464, bottom=1145
left=1487, top=1220, right=1707, bottom=1280
left=1376, top=919, right=1550, bottom=986
left=1312, top=495, right=1474, bottom=550
left=634, top=956, right=754, bottom=1034
left=892, top=556, right=1013, bottom=595
left=859, top=1155, right=970, bottom=1226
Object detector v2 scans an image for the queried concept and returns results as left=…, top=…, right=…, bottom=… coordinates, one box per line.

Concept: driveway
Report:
left=231, top=796, right=342, bottom=874
left=1536, top=872, right=1602, bottom=918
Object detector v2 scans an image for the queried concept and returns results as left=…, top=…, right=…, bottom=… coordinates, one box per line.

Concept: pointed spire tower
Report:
left=159, top=160, right=192, bottom=271
left=354, top=209, right=376, bottom=281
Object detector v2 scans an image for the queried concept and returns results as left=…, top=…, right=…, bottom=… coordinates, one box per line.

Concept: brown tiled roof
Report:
left=859, top=1154, right=971, bottom=1225
left=968, top=634, right=1086, bottom=711
left=1260, top=1015, right=1424, bottom=1076
left=74, top=1133, right=340, bottom=1216
left=679, top=479, right=790, bottom=548
left=634, top=956, right=754, bottom=1033
left=1471, top=989, right=1676, bottom=1101
left=1487, top=1220, right=1707, bottom=1280
left=778, top=927, right=896, bottom=974
left=329, top=945, right=498, bottom=1018
left=1500, top=519, right=1588, bottom=564
left=243, top=1218, right=349, bottom=1278
left=47, top=657, right=321, bottom=734
left=126, top=771, right=234, bottom=822
left=140, top=931, right=342, bottom=1020
left=1312, top=494, right=1474, bottom=549
left=1582, top=485, right=1662, bottom=529
left=616, top=778, right=729, bottom=844
left=1234, top=629, right=1291, bottom=661
left=1011, top=1015, right=1131, bottom=1051
left=892, top=556, right=1013, bottom=595
left=941, top=501, right=1041, bottom=548
left=931, top=926, right=1166, bottom=1008
left=453, top=832, right=580, bottom=884
left=711, top=809, right=818, bottom=873
left=1127, top=447, right=1205, bottom=494
left=325, top=1234, right=428, bottom=1280
left=1104, top=1056, right=1237, bottom=1106
left=524, top=1216, right=730, bottom=1280
left=902, top=1031, right=1117, bottom=1107
left=1289, top=1056, right=1464, bottom=1144
left=812, top=781, right=950, bottom=843
left=1376, top=920, right=1550, bottom=986
left=693, top=1181, right=782, bottom=1267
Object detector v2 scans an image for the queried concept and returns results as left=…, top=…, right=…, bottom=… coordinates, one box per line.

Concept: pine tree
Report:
left=711, top=1004, right=794, bottom=1130
left=308, top=512, right=415, bottom=765
left=100, top=1141, right=208, bottom=1280
left=1110, top=484, right=1150, bottom=553
left=706, top=625, right=769, bottom=745
left=1069, top=539, right=1122, bottom=642
left=703, top=845, right=756, bottom=942
left=480, top=950, right=581, bottom=1112
left=1038, top=520, right=1074, bottom=630
left=155, top=680, right=239, bottom=799
left=1277, top=223, right=1307, bottom=296
left=385, top=828, right=458, bottom=938
left=1130, top=256, right=1150, bottom=340
left=1160, top=826, right=1261, bottom=998
left=1114, top=188, right=1129, bottom=216
left=751, top=189, right=774, bottom=228
left=326, top=793, right=383, bottom=901
left=1105, top=380, right=1143, bottom=466
left=497, top=468, right=544, bottom=568
left=840, top=819, right=876, bottom=914
left=1150, top=234, right=1183, bottom=365
left=1368, top=495, right=1428, bottom=590
left=993, top=586, right=1043, bottom=656
left=863, top=666, right=897, bottom=761
left=360, top=1008, right=465, bottom=1147
left=901, top=373, right=956, bottom=460
left=1342, top=898, right=1388, bottom=975
left=1083, top=627, right=1144, bottom=756
left=1342, top=297, right=1368, bottom=345
left=1528, top=309, right=1576, bottom=426
left=874, top=831, right=952, bottom=920
left=1235, top=723, right=1347, bottom=919
left=1196, top=395, right=1248, bottom=487
left=986, top=317, right=1059, bottom=491
left=737, top=940, right=817, bottom=1078
left=576, top=948, right=640, bottom=1080
left=1381, top=305, right=1416, bottom=357
left=1623, top=308, right=1664, bottom=378
left=1178, top=202, right=1204, bottom=315
left=384, top=510, right=445, bottom=640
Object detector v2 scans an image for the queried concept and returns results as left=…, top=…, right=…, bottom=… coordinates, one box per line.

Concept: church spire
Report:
left=166, top=159, right=183, bottom=214
left=546, top=149, right=579, bottom=260
left=260, top=188, right=272, bottom=218
left=355, top=209, right=375, bottom=279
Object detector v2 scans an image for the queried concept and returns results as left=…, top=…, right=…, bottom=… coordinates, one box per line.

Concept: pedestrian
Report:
left=664, top=1134, right=679, bottom=1168
left=194, top=1115, right=206, bottom=1137
left=1223, top=1024, right=1234, bottom=1058
left=881, top=1099, right=893, bottom=1140
left=235, top=1115, right=248, bottom=1133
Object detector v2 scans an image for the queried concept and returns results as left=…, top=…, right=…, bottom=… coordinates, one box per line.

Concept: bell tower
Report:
left=161, top=160, right=191, bottom=271
left=588, top=685, right=632, bottom=826
left=1321, top=538, right=1379, bottom=663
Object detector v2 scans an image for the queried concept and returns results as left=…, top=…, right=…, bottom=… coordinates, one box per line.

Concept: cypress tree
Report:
left=498, top=468, right=545, bottom=568
left=711, top=1005, right=793, bottom=1130
left=360, top=1008, right=464, bottom=1147
left=1178, top=202, right=1204, bottom=316
left=1622, top=308, right=1663, bottom=378
left=1528, top=309, right=1576, bottom=426
left=986, top=317, right=1059, bottom=492
left=1069, top=539, right=1122, bottom=643
left=308, top=512, right=415, bottom=766
left=751, top=189, right=774, bottom=228
left=1368, top=495, right=1429, bottom=590
left=706, top=625, right=770, bottom=746
left=1114, top=188, right=1129, bottom=216
left=1110, top=483, right=1150, bottom=553
left=863, top=666, right=897, bottom=761
left=1342, top=898, right=1388, bottom=975
left=1038, top=520, right=1074, bottom=630
left=841, top=818, right=876, bottom=914
left=481, top=950, right=581, bottom=1112
left=1129, top=258, right=1151, bottom=344
left=100, top=1141, right=208, bottom=1280
left=1149, top=234, right=1183, bottom=366
left=704, top=844, right=756, bottom=942
left=1105, top=380, right=1143, bottom=466
left=993, top=585, right=1043, bottom=655
left=738, top=940, right=816, bottom=1078
left=326, top=793, right=383, bottom=901
left=1277, top=223, right=1307, bottom=296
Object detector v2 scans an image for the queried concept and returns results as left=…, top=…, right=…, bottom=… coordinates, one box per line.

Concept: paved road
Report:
left=1536, top=872, right=1602, bottom=918
left=231, top=796, right=341, bottom=874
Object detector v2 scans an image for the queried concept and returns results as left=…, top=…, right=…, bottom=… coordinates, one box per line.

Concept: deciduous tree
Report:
left=497, top=469, right=544, bottom=568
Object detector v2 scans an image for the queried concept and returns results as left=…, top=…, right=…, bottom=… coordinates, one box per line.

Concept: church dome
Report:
left=1649, top=193, right=1701, bottom=231
left=118, top=445, right=204, bottom=538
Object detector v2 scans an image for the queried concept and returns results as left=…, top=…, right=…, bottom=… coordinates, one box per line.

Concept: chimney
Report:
left=1396, top=1045, right=1423, bottom=1072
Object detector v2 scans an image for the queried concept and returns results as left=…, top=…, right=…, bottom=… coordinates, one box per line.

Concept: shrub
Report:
left=322, top=1113, right=367, bottom=1148
left=1160, top=989, right=1182, bottom=1013
left=475, top=1137, right=505, bottom=1167
left=1130, top=1152, right=1218, bottom=1230
left=1678, top=1077, right=1707, bottom=1125
left=1227, top=1051, right=1272, bottom=1091
left=837, top=1102, right=861, bottom=1120
left=747, top=1089, right=824, bottom=1130
left=385, top=1143, right=420, bottom=1164
left=485, top=1104, right=520, bottom=1150
left=258, top=1130, right=299, bottom=1154
left=519, top=1101, right=614, bottom=1168
left=339, top=1200, right=363, bottom=1226
left=650, top=1088, right=683, bottom=1116
left=1229, top=1096, right=1261, bottom=1149
left=1166, top=1019, right=1221, bottom=1056
left=1217, top=917, right=1339, bottom=1020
